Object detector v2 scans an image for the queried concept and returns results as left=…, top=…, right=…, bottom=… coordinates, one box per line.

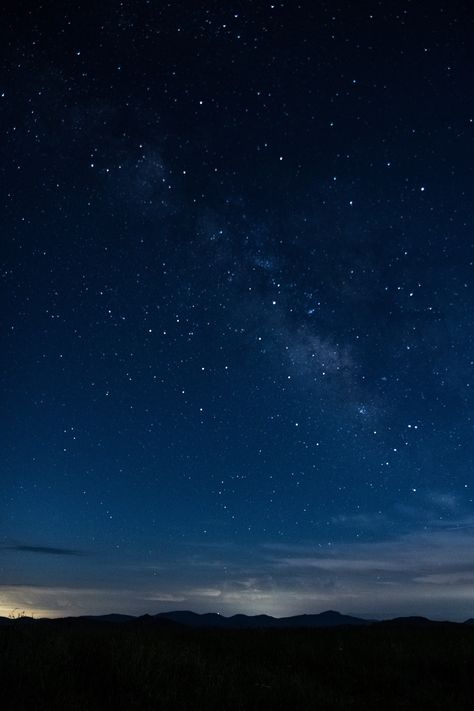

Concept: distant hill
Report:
left=154, top=609, right=372, bottom=629
left=376, top=616, right=455, bottom=628
left=276, top=610, right=373, bottom=628
left=1, top=610, right=470, bottom=627
left=0, top=609, right=372, bottom=628
left=228, top=613, right=278, bottom=628
left=154, top=611, right=228, bottom=627
left=80, top=614, right=135, bottom=622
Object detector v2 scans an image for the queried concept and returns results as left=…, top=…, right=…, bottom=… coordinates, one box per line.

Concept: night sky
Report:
left=2, top=1, right=474, bottom=621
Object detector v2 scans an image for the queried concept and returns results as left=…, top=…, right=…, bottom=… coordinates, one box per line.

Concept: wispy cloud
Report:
left=2, top=524, right=474, bottom=621
left=2, top=544, right=85, bottom=557
left=143, top=593, right=186, bottom=603
left=264, top=527, right=474, bottom=574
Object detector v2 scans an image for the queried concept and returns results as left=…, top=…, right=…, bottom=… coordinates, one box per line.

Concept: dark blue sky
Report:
left=2, top=0, right=474, bottom=620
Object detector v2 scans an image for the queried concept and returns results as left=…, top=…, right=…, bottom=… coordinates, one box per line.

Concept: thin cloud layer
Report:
left=2, top=526, right=474, bottom=621
left=2, top=544, right=85, bottom=557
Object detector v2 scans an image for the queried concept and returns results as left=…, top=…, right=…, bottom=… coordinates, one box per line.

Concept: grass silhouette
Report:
left=1, top=619, right=473, bottom=710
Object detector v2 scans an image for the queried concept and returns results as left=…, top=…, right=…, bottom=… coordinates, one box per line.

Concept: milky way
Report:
left=1, top=1, right=473, bottom=620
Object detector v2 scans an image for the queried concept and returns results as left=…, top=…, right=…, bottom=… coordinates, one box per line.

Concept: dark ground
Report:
left=1, top=619, right=473, bottom=710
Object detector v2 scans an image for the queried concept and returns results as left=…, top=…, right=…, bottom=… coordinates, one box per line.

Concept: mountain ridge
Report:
left=1, top=609, right=471, bottom=627
left=155, top=609, right=375, bottom=628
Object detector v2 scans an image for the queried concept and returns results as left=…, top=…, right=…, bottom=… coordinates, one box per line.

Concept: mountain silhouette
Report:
left=1, top=610, right=471, bottom=626
left=376, top=616, right=455, bottom=628
left=81, top=614, right=135, bottom=622
left=276, top=610, right=372, bottom=628
left=154, top=609, right=372, bottom=628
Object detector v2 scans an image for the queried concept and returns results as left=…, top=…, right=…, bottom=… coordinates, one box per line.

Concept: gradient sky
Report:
left=2, top=1, right=474, bottom=621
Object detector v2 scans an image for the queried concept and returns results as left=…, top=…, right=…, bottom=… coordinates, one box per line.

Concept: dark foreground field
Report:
left=1, top=620, right=473, bottom=710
